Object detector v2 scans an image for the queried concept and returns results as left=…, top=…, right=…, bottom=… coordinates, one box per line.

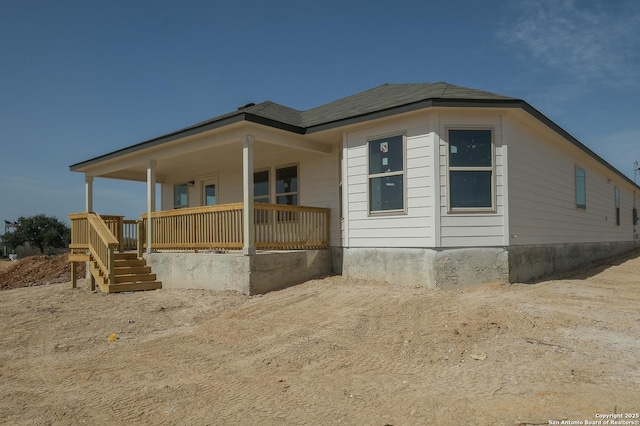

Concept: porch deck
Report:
left=69, top=203, right=331, bottom=293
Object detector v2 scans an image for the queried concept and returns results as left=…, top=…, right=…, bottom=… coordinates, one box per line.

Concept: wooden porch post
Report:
left=146, top=159, right=157, bottom=254
left=84, top=175, right=94, bottom=284
left=71, top=262, right=77, bottom=288
left=85, top=175, right=93, bottom=212
left=242, top=135, right=256, bottom=255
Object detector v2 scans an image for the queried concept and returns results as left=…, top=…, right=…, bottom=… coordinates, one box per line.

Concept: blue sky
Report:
left=1, top=0, right=639, bottom=223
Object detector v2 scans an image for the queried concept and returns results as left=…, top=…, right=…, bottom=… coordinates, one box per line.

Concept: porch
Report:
left=69, top=203, right=331, bottom=294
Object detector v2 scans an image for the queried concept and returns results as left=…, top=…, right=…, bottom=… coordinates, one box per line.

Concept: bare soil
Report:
left=0, top=253, right=639, bottom=425
left=0, top=254, right=84, bottom=290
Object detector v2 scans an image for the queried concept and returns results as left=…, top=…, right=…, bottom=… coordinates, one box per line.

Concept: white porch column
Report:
left=146, top=159, right=157, bottom=254
left=242, top=134, right=256, bottom=256
left=85, top=175, right=94, bottom=212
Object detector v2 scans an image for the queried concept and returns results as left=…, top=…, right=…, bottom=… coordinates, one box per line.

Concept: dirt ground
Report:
left=0, top=254, right=84, bottom=290
left=0, top=254, right=639, bottom=425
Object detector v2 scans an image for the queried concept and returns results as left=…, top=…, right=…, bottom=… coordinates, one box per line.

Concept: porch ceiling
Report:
left=100, top=141, right=296, bottom=181
left=90, top=123, right=341, bottom=182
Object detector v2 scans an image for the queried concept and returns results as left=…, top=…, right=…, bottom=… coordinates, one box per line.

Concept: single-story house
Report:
left=69, top=82, right=640, bottom=293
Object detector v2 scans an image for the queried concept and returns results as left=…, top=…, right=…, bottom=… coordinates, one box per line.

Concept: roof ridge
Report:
left=439, top=82, right=450, bottom=97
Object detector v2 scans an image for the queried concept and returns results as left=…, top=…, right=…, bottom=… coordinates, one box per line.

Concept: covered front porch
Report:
left=69, top=202, right=331, bottom=293
left=69, top=124, right=339, bottom=293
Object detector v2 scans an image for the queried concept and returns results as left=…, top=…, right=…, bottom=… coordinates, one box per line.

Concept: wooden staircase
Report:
left=89, top=252, right=162, bottom=293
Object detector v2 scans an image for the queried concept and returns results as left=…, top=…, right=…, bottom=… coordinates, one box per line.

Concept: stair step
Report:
left=114, top=273, right=156, bottom=283
left=89, top=263, right=107, bottom=282
left=114, top=266, right=151, bottom=275
left=84, top=251, right=161, bottom=293
left=105, top=281, right=162, bottom=293
left=114, top=259, right=146, bottom=267
left=114, top=253, right=139, bottom=260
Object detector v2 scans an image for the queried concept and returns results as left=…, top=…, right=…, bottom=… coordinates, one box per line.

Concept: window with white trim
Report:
left=368, top=134, right=404, bottom=213
left=173, top=184, right=188, bottom=209
left=276, top=165, right=298, bottom=205
left=575, top=166, right=586, bottom=209
left=254, top=170, right=270, bottom=203
left=447, top=129, right=494, bottom=210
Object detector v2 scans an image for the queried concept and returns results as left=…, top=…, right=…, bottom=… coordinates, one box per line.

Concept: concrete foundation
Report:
left=340, top=247, right=509, bottom=290
left=508, top=241, right=640, bottom=282
left=145, top=250, right=332, bottom=295
left=144, top=241, right=639, bottom=294
left=340, top=242, right=640, bottom=288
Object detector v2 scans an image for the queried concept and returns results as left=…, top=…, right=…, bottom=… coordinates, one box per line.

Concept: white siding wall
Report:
left=438, top=111, right=506, bottom=247
left=344, top=113, right=435, bottom=248
left=507, top=113, right=638, bottom=244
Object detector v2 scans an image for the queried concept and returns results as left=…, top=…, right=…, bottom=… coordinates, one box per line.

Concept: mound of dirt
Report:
left=0, top=253, right=85, bottom=290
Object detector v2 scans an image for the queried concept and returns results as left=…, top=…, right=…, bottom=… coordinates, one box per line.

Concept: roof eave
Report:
left=70, top=111, right=308, bottom=172
left=69, top=113, right=249, bottom=171
left=305, top=98, right=523, bottom=133
left=518, top=102, right=640, bottom=190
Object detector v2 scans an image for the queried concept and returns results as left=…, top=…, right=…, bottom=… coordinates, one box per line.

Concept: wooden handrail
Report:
left=69, top=212, right=119, bottom=285
left=255, top=204, right=330, bottom=250
left=138, top=203, right=330, bottom=251
left=87, top=213, right=118, bottom=284
left=141, top=204, right=244, bottom=251
left=254, top=203, right=330, bottom=213
left=71, top=202, right=330, bottom=257
left=142, top=203, right=245, bottom=218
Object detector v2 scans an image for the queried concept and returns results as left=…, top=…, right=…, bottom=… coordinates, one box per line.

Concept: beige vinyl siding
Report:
left=438, top=111, right=506, bottom=247
left=507, top=113, right=637, bottom=244
left=344, top=113, right=435, bottom=248
left=161, top=184, right=173, bottom=211
left=160, top=182, right=199, bottom=210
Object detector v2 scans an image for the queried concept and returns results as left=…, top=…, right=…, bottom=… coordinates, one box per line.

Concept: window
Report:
left=575, top=167, right=586, bottom=209
left=368, top=134, right=404, bottom=213
left=254, top=170, right=270, bottom=203
left=615, top=186, right=620, bottom=226
left=276, top=165, right=298, bottom=205
left=447, top=129, right=494, bottom=210
left=173, top=184, right=188, bottom=209
left=339, top=145, right=343, bottom=220
left=203, top=183, right=216, bottom=206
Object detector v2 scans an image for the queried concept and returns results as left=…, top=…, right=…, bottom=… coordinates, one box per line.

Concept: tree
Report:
left=1, top=215, right=70, bottom=254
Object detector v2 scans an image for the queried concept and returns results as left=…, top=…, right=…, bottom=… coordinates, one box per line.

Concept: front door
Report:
left=201, top=177, right=218, bottom=206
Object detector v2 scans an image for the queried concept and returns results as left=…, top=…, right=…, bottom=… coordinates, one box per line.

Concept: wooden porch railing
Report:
left=142, top=203, right=244, bottom=251
left=69, top=212, right=90, bottom=258
left=86, top=214, right=118, bottom=284
left=255, top=203, right=330, bottom=249
left=140, top=203, right=330, bottom=251
left=99, top=216, right=138, bottom=252
left=69, top=212, right=119, bottom=285
left=70, top=214, right=139, bottom=254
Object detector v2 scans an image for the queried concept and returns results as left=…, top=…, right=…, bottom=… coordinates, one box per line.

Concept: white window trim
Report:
left=445, top=127, right=496, bottom=213
left=253, top=168, right=270, bottom=204
left=199, top=174, right=218, bottom=206
left=173, top=183, right=189, bottom=209
left=275, top=163, right=300, bottom=205
left=366, top=132, right=407, bottom=216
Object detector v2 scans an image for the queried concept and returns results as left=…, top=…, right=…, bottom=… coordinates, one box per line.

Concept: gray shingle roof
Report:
left=301, top=82, right=515, bottom=127
left=70, top=82, right=520, bottom=169
left=180, top=81, right=517, bottom=133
